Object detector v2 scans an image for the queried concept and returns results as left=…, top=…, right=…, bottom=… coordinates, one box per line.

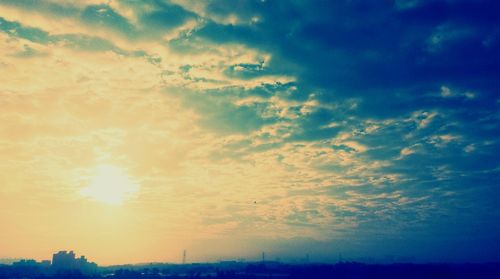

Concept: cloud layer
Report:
left=0, top=0, right=499, bottom=264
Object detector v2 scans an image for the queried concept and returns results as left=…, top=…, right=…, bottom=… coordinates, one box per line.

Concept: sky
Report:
left=0, top=0, right=499, bottom=265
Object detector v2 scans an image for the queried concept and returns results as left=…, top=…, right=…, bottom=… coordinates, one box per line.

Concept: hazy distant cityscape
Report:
left=0, top=251, right=499, bottom=278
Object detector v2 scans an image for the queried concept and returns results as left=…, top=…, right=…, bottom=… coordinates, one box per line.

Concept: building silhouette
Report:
left=52, top=251, right=75, bottom=270
left=51, top=251, right=97, bottom=274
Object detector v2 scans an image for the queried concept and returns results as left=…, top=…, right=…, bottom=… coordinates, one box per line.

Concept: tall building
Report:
left=51, top=251, right=97, bottom=274
left=52, top=251, right=76, bottom=270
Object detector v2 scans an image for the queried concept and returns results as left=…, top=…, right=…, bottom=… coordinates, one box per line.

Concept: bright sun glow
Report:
left=80, top=164, right=140, bottom=205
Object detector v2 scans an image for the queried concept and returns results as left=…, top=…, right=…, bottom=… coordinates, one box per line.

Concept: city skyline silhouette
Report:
left=1, top=250, right=500, bottom=279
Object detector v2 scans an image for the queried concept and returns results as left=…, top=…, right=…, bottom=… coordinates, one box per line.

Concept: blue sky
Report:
left=0, top=0, right=499, bottom=264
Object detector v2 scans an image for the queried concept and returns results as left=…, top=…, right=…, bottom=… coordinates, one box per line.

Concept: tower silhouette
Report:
left=182, top=250, right=186, bottom=264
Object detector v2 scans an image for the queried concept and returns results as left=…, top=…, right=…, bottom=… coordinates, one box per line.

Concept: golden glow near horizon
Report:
left=0, top=0, right=363, bottom=263
left=0, top=2, right=347, bottom=262
left=80, top=164, right=140, bottom=205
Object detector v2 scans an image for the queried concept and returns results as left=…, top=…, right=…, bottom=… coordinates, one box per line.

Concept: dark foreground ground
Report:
left=1, top=262, right=500, bottom=279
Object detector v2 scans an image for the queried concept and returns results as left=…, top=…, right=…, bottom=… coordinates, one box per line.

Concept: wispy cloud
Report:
left=0, top=0, right=499, bottom=264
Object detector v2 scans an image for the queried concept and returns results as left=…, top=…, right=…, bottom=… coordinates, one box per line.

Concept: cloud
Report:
left=1, top=0, right=500, bottom=264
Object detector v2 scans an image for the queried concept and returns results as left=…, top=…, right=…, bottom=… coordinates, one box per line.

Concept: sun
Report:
left=80, top=164, right=140, bottom=205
